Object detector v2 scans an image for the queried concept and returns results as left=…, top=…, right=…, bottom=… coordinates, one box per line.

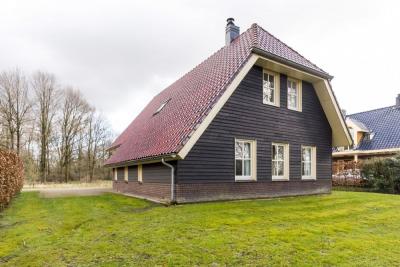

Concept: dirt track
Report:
left=37, top=188, right=112, bottom=198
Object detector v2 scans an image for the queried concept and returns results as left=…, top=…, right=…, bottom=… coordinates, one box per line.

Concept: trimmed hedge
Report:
left=0, top=149, right=24, bottom=210
left=362, top=155, right=400, bottom=194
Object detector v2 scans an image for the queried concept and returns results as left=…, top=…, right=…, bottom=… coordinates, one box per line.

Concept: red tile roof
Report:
left=105, top=24, right=329, bottom=165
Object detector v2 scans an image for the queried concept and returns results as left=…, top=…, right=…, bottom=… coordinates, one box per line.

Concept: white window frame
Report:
left=113, top=168, right=117, bottom=181
left=235, top=139, right=257, bottom=181
left=262, top=70, right=280, bottom=107
left=287, top=78, right=302, bottom=112
left=301, top=146, right=317, bottom=180
left=272, top=143, right=290, bottom=181
left=138, top=164, right=143, bottom=182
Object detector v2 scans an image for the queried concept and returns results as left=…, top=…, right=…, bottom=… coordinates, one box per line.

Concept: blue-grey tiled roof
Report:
left=349, top=106, right=400, bottom=150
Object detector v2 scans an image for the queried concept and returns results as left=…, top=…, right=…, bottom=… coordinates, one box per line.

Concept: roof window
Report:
left=153, top=99, right=170, bottom=116
left=365, top=132, right=375, bottom=141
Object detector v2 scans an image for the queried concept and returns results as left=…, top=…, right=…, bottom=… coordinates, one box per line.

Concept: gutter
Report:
left=105, top=153, right=179, bottom=168
left=161, top=158, right=175, bottom=204
left=333, top=148, right=400, bottom=157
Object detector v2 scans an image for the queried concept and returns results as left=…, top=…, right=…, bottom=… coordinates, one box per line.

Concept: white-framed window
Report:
left=235, top=139, right=257, bottom=181
left=138, top=164, right=143, bottom=182
left=272, top=143, right=289, bottom=180
left=287, top=78, right=302, bottom=111
left=113, top=168, right=117, bottom=181
left=302, top=146, right=316, bottom=180
left=263, top=70, right=280, bottom=106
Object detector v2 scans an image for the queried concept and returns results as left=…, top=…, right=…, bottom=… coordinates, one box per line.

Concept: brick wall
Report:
left=175, top=179, right=331, bottom=203
left=113, top=181, right=171, bottom=203
left=114, top=179, right=331, bottom=204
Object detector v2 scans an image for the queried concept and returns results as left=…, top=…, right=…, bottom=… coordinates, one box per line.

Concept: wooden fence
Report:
left=332, top=161, right=367, bottom=187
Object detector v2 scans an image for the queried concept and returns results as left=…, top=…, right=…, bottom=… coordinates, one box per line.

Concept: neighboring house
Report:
left=333, top=94, right=400, bottom=163
left=105, top=18, right=351, bottom=203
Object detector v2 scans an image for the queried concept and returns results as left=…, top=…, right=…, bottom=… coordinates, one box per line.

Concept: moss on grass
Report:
left=1, top=191, right=400, bottom=266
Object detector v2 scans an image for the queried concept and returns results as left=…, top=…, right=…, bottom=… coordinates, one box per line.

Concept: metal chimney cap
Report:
left=226, top=18, right=235, bottom=25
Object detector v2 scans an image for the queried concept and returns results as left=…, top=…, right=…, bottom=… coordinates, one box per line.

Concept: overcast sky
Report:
left=1, top=0, right=399, bottom=134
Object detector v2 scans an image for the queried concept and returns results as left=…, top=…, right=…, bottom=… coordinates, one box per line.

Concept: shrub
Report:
left=0, top=149, right=24, bottom=210
left=361, top=154, right=400, bottom=194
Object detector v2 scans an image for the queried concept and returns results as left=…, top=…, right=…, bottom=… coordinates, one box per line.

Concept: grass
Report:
left=1, top=192, right=400, bottom=266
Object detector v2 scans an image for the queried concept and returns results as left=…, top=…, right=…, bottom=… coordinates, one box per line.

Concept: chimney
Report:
left=225, top=18, right=240, bottom=45
left=396, top=94, right=400, bottom=107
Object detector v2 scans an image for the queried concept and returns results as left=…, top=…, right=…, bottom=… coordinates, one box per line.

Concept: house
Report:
left=333, top=94, right=400, bottom=164
left=105, top=18, right=351, bottom=203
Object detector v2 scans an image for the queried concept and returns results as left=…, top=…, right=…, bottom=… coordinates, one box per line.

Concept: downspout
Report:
left=161, top=158, right=175, bottom=204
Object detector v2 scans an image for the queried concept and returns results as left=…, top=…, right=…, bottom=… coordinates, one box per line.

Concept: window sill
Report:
left=302, top=177, right=316, bottom=181
left=263, top=102, right=280, bottom=108
left=272, top=178, right=289, bottom=182
left=235, top=177, right=257, bottom=182
left=287, top=107, right=301, bottom=112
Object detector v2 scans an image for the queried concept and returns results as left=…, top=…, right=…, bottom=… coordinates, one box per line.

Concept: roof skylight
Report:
left=153, top=99, right=170, bottom=116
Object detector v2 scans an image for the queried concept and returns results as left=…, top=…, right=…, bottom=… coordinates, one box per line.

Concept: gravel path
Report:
left=38, top=188, right=112, bottom=198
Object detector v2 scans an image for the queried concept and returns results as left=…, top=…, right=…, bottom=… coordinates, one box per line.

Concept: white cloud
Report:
left=0, top=0, right=399, bottom=133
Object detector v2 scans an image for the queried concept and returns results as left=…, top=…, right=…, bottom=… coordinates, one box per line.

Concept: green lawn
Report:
left=1, top=191, right=400, bottom=266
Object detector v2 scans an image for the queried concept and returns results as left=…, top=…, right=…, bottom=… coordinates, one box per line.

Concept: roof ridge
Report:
left=251, top=23, right=259, bottom=47
left=152, top=26, right=256, bottom=100
left=349, top=105, right=397, bottom=117
left=252, top=23, right=328, bottom=74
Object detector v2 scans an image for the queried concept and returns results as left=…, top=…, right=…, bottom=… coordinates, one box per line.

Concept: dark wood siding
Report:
left=128, top=166, right=138, bottom=181
left=177, top=65, right=332, bottom=183
left=142, top=162, right=173, bottom=183
left=117, top=167, right=125, bottom=181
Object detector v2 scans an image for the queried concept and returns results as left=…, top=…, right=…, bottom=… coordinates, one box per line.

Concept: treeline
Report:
left=0, top=69, right=114, bottom=183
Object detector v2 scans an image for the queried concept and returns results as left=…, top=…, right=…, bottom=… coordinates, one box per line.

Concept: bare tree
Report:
left=32, top=71, right=59, bottom=183
left=0, top=72, right=16, bottom=150
left=0, top=118, right=9, bottom=149
left=0, top=67, right=114, bottom=183
left=58, top=88, right=90, bottom=182
left=0, top=69, right=31, bottom=155
left=86, top=111, right=110, bottom=181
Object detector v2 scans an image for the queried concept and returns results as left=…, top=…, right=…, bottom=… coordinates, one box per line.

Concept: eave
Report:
left=333, top=148, right=400, bottom=157
left=252, top=54, right=352, bottom=147
left=176, top=52, right=352, bottom=160
left=104, top=153, right=179, bottom=168
left=252, top=47, right=333, bottom=81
